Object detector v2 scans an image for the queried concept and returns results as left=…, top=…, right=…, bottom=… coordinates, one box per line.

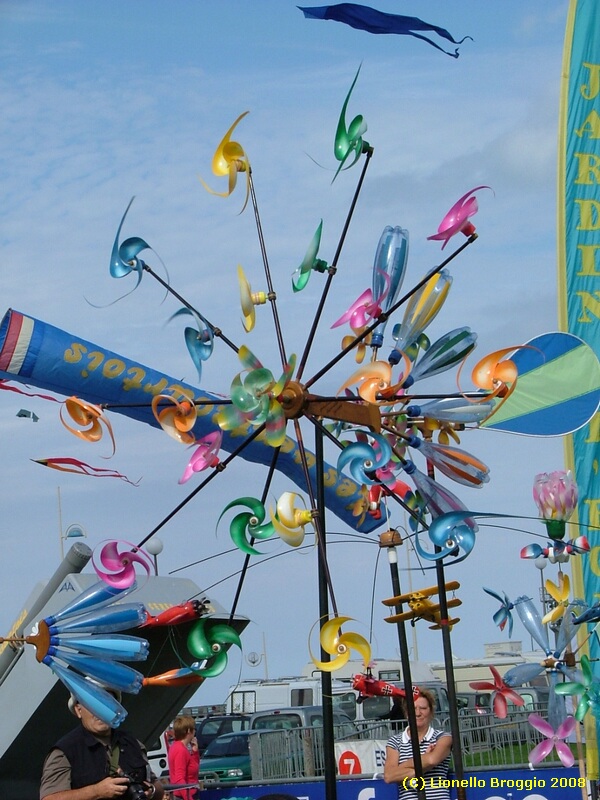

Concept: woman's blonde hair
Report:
left=173, top=715, right=196, bottom=740
left=401, top=687, right=436, bottom=718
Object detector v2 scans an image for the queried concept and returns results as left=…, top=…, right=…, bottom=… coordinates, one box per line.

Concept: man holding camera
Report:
left=40, top=688, right=164, bottom=800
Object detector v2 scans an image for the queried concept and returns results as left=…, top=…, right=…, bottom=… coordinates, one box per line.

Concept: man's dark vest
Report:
left=52, top=725, right=149, bottom=789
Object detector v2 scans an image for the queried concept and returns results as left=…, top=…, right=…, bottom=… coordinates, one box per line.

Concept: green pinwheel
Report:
left=555, top=654, right=600, bottom=722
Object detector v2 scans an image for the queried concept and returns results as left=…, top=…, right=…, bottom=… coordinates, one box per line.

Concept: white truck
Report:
left=226, top=658, right=448, bottom=722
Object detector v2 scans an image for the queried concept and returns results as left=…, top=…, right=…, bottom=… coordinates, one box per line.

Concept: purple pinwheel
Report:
left=528, top=714, right=576, bottom=768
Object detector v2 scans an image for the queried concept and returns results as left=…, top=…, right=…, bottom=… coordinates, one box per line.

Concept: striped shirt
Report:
left=386, top=726, right=452, bottom=800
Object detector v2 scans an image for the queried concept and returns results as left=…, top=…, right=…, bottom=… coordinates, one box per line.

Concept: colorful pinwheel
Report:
left=333, top=66, right=369, bottom=182
left=311, top=616, right=371, bottom=672
left=554, top=655, right=600, bottom=722
left=337, top=433, right=393, bottom=485
left=292, top=220, right=329, bottom=292
left=483, top=587, right=514, bottom=637
left=527, top=714, right=576, bottom=768
left=151, top=393, right=197, bottom=445
left=427, top=186, right=490, bottom=249
left=110, top=196, right=151, bottom=292
left=469, top=665, right=524, bottom=719
left=533, top=470, right=578, bottom=541
left=215, top=346, right=295, bottom=447
left=92, top=541, right=154, bottom=589
left=270, top=492, right=313, bottom=547
left=542, top=572, right=571, bottom=625
left=59, top=397, right=116, bottom=456
left=389, top=269, right=452, bottom=365
left=198, top=111, right=251, bottom=212
left=217, top=496, right=275, bottom=555
left=179, top=431, right=223, bottom=484
left=168, top=307, right=214, bottom=382
left=238, top=266, right=268, bottom=332
left=187, top=619, right=242, bottom=678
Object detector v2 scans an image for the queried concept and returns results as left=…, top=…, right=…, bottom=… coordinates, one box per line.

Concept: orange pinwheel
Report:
left=458, top=346, right=521, bottom=421
left=151, top=394, right=197, bottom=445
left=337, top=354, right=412, bottom=404
left=198, top=111, right=251, bottom=212
left=59, top=397, right=115, bottom=456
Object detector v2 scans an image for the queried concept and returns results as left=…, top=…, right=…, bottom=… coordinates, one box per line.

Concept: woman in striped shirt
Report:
left=383, top=688, right=452, bottom=800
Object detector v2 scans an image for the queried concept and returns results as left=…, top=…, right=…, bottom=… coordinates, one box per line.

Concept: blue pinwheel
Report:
left=168, top=307, right=215, bottom=382
left=337, top=433, right=392, bottom=485
left=483, top=586, right=515, bottom=638
left=110, top=197, right=152, bottom=292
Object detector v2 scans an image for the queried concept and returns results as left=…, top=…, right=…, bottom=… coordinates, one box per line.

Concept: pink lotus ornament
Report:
left=527, top=714, right=576, bottom=768
left=533, top=470, right=578, bottom=541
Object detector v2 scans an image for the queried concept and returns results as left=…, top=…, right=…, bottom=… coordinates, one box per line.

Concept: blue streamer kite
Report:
left=298, top=4, right=472, bottom=58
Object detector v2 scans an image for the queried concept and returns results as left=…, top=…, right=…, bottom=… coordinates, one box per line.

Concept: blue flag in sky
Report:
left=298, top=4, right=471, bottom=58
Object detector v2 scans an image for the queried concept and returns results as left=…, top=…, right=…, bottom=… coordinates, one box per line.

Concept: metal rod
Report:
left=296, top=148, right=373, bottom=382
left=248, top=171, right=288, bottom=367
left=136, top=424, right=265, bottom=548
left=142, top=262, right=239, bottom=354
left=316, top=425, right=337, bottom=800
left=381, top=534, right=426, bottom=800
left=228, top=446, right=281, bottom=621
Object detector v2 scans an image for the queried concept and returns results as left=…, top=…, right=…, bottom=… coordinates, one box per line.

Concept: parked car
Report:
left=457, top=691, right=492, bottom=715
left=199, top=729, right=254, bottom=783
left=249, top=705, right=358, bottom=738
left=195, top=713, right=250, bottom=755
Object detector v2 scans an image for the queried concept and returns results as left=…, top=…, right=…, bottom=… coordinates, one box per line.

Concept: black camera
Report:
left=123, top=775, right=148, bottom=800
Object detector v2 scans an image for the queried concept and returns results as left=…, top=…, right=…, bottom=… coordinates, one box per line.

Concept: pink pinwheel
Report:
left=528, top=714, right=576, bottom=768
left=179, top=431, right=223, bottom=484
left=469, top=665, right=524, bottom=719
left=427, top=186, right=490, bottom=249
left=331, top=271, right=390, bottom=332
left=92, top=541, right=154, bottom=589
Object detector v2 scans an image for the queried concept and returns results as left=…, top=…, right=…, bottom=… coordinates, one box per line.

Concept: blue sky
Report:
left=0, top=1, right=574, bottom=704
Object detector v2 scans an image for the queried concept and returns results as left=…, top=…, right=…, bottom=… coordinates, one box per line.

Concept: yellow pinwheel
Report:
left=310, top=616, right=371, bottom=672
left=238, top=265, right=268, bottom=332
left=198, top=111, right=251, bottom=212
left=542, top=572, right=571, bottom=625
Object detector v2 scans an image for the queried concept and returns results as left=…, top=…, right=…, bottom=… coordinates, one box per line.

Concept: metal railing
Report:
left=236, top=705, right=584, bottom=783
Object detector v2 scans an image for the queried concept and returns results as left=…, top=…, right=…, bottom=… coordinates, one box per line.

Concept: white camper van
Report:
left=226, top=659, right=448, bottom=723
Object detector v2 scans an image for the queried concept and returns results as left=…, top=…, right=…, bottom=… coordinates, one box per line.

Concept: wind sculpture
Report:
left=4, top=70, right=600, bottom=770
